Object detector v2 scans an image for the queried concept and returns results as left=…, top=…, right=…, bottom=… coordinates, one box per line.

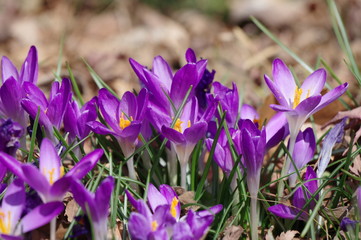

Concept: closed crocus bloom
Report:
left=213, top=82, right=240, bottom=128
left=238, top=119, right=266, bottom=240
left=21, top=78, right=72, bottom=144
left=0, top=179, right=63, bottom=240
left=0, top=138, right=103, bottom=203
left=264, top=59, right=348, bottom=195
left=288, top=128, right=316, bottom=187
left=71, top=177, right=114, bottom=240
left=0, top=46, right=38, bottom=132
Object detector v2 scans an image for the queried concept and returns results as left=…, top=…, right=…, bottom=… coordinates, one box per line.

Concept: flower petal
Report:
left=300, top=68, right=326, bottom=97
left=67, top=149, right=103, bottom=179
left=272, top=59, right=296, bottom=106
left=268, top=204, right=299, bottom=219
left=17, top=201, right=64, bottom=234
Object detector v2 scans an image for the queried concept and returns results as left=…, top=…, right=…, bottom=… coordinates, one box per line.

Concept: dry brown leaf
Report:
left=65, top=198, right=78, bottom=222
left=222, top=225, right=244, bottom=240
left=276, top=230, right=299, bottom=240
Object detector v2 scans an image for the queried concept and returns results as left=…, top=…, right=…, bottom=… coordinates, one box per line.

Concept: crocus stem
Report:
left=126, top=156, right=138, bottom=192
left=167, top=148, right=178, bottom=186
left=250, top=194, right=259, bottom=240
left=180, top=163, right=187, bottom=189
left=50, top=218, right=56, bottom=240
left=278, top=131, right=297, bottom=198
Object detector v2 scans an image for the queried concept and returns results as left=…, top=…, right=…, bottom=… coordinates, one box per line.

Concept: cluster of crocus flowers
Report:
left=0, top=45, right=351, bottom=239
left=127, top=183, right=222, bottom=239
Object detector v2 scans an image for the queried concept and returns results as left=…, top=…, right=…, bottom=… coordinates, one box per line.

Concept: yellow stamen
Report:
left=119, top=113, right=133, bottom=130
left=306, top=89, right=310, bottom=98
left=187, top=120, right=191, bottom=128
left=293, top=87, right=303, bottom=109
left=48, top=168, right=55, bottom=185
left=170, top=197, right=179, bottom=218
left=151, top=220, right=158, bottom=231
left=0, top=210, right=11, bottom=234
left=60, top=166, right=65, bottom=178
left=173, top=119, right=183, bottom=133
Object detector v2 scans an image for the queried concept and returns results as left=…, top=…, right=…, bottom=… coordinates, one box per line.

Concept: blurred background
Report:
left=0, top=0, right=360, bottom=114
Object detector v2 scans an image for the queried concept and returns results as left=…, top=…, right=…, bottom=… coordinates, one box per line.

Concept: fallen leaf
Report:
left=276, top=230, right=299, bottom=240
left=222, top=225, right=244, bottom=240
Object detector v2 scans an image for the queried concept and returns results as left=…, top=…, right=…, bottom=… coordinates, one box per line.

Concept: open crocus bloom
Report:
left=0, top=138, right=103, bottom=203
left=160, top=97, right=209, bottom=188
left=0, top=179, right=63, bottom=240
left=264, top=58, right=348, bottom=187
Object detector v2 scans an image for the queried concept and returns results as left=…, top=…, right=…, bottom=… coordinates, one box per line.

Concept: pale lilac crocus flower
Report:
left=317, top=118, right=345, bottom=179
left=0, top=138, right=103, bottom=203
left=288, top=127, right=316, bottom=187
left=0, top=179, right=63, bottom=240
left=71, top=176, right=114, bottom=240
left=264, top=58, right=348, bottom=195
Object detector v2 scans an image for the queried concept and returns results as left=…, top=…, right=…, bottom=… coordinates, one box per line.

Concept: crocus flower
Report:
left=21, top=78, right=72, bottom=143
left=268, top=166, right=318, bottom=222
left=0, top=47, right=38, bottom=132
left=0, top=179, right=63, bottom=239
left=129, top=48, right=207, bottom=114
left=0, top=119, right=24, bottom=156
left=64, top=97, right=97, bottom=143
left=237, top=119, right=266, bottom=240
left=1, top=46, right=38, bottom=84
left=0, top=138, right=103, bottom=203
left=213, top=82, right=240, bottom=128
left=205, top=129, right=235, bottom=175
left=71, top=176, right=114, bottom=240
left=288, top=127, right=316, bottom=187
left=317, top=118, right=345, bottom=179
left=88, top=88, right=148, bottom=185
left=264, top=58, right=348, bottom=193
left=160, top=97, right=209, bottom=188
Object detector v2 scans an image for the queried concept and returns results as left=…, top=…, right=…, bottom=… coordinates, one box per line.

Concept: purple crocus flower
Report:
left=1, top=46, right=38, bottom=84
left=0, top=138, right=103, bottom=203
left=0, top=119, right=24, bottom=156
left=317, top=118, right=346, bottom=179
left=264, top=59, right=348, bottom=193
left=71, top=176, right=114, bottom=240
left=87, top=88, right=148, bottom=185
left=213, top=82, right=239, bottom=128
left=238, top=119, right=266, bottom=240
left=288, top=127, right=316, bottom=187
left=21, top=78, right=72, bottom=143
left=0, top=46, right=38, bottom=131
left=160, top=97, right=209, bottom=188
left=0, top=179, right=63, bottom=239
left=268, top=166, right=318, bottom=222
left=205, top=129, right=235, bottom=175
left=129, top=48, right=207, bottom=114
left=64, top=97, right=97, bottom=143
